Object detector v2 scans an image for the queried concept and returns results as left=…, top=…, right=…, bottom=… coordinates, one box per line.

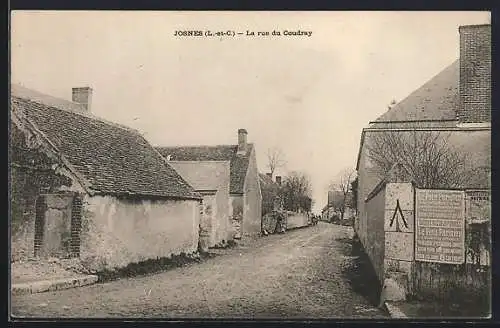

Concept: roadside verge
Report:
left=12, top=275, right=98, bottom=296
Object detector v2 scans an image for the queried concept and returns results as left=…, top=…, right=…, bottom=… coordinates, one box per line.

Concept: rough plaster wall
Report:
left=242, top=148, right=262, bottom=236
left=201, top=194, right=217, bottom=248
left=364, top=187, right=386, bottom=283
left=171, top=161, right=232, bottom=245
left=80, top=196, right=200, bottom=271
left=228, top=196, right=235, bottom=239
left=214, top=163, right=231, bottom=244
left=357, top=144, right=382, bottom=249
left=10, top=121, right=83, bottom=262
left=287, top=214, right=309, bottom=229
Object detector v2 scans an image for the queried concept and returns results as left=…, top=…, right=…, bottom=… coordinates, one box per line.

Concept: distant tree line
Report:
left=263, top=148, right=313, bottom=214
left=281, top=171, right=313, bottom=213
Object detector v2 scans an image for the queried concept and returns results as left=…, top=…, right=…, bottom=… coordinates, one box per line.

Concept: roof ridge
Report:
left=148, top=143, right=201, bottom=198
left=11, top=86, right=141, bottom=136
left=12, top=96, right=202, bottom=200
left=459, top=24, right=491, bottom=29
left=11, top=109, right=96, bottom=195
left=374, top=59, right=459, bottom=122
left=156, top=144, right=237, bottom=148
left=156, top=143, right=254, bottom=149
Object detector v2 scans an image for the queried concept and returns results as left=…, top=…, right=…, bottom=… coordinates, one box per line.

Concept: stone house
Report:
left=156, top=129, right=262, bottom=239
left=167, top=160, right=231, bottom=251
left=10, top=84, right=202, bottom=271
left=355, top=24, right=491, bottom=280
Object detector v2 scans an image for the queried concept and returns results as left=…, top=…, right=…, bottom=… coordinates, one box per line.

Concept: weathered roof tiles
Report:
left=11, top=91, right=200, bottom=200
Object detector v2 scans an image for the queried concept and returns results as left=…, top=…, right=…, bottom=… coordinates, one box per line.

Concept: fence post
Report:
left=381, top=182, right=415, bottom=303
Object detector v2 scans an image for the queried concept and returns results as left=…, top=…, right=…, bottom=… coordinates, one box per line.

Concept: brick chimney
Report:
left=72, top=87, right=93, bottom=112
left=237, top=128, right=248, bottom=155
left=458, top=24, right=491, bottom=124
left=275, top=176, right=282, bottom=185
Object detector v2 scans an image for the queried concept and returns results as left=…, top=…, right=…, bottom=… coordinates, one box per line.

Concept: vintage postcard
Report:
left=9, top=10, right=491, bottom=319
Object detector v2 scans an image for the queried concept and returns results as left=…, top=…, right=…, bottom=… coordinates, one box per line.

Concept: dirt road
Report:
left=11, top=223, right=387, bottom=319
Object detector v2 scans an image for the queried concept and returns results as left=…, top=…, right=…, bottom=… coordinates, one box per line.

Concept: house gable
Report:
left=10, top=110, right=88, bottom=194
left=168, top=161, right=230, bottom=192
left=11, top=89, right=200, bottom=200
left=156, top=144, right=254, bottom=195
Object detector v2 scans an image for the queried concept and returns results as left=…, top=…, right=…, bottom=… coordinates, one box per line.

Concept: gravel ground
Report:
left=11, top=223, right=387, bottom=319
left=11, top=260, right=85, bottom=284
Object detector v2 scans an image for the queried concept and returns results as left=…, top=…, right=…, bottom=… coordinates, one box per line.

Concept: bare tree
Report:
left=330, top=168, right=356, bottom=220
left=266, top=147, right=286, bottom=178
left=366, top=128, right=477, bottom=189
left=282, top=171, right=312, bottom=212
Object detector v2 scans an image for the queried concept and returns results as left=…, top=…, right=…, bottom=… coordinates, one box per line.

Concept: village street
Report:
left=11, top=223, right=387, bottom=319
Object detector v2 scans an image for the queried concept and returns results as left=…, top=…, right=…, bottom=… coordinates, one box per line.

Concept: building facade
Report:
left=355, top=24, right=491, bottom=274
left=10, top=85, right=202, bottom=271
left=157, top=129, right=263, bottom=240
left=168, top=160, right=231, bottom=250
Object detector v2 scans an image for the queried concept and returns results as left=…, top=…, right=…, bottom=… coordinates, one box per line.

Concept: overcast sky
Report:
left=11, top=11, right=490, bottom=213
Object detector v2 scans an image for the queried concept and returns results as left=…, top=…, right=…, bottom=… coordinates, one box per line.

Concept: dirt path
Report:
left=11, top=223, right=387, bottom=319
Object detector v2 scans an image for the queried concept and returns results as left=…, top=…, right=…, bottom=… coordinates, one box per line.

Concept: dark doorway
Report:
left=34, top=194, right=82, bottom=258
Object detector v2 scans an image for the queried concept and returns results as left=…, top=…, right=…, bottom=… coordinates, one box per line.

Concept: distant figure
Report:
left=313, top=215, right=318, bottom=225
left=274, top=210, right=286, bottom=234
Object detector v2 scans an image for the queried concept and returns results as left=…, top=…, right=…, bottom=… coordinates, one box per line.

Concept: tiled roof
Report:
left=374, top=60, right=459, bottom=122
left=11, top=84, right=85, bottom=112
left=11, top=93, right=200, bottom=200
left=156, top=145, right=253, bottom=194
left=259, top=173, right=275, bottom=186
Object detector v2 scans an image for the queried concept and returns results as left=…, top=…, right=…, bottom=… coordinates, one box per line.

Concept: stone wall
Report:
left=242, top=147, right=262, bottom=236
left=286, top=213, right=309, bottom=230
left=364, top=182, right=387, bottom=283
left=10, top=120, right=83, bottom=262
left=199, top=194, right=216, bottom=251
left=79, top=195, right=200, bottom=271
left=169, top=160, right=232, bottom=246
left=383, top=183, right=415, bottom=297
left=356, top=137, right=383, bottom=249
left=360, top=181, right=490, bottom=303
left=214, top=167, right=232, bottom=245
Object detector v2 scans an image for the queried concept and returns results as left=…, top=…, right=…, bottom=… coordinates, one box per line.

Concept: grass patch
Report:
left=396, top=297, right=491, bottom=318
left=404, top=285, right=491, bottom=318
left=211, top=239, right=239, bottom=250
left=96, top=252, right=203, bottom=283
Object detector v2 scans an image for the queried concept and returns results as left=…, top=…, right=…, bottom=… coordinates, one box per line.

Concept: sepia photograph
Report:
left=9, top=10, right=491, bottom=320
